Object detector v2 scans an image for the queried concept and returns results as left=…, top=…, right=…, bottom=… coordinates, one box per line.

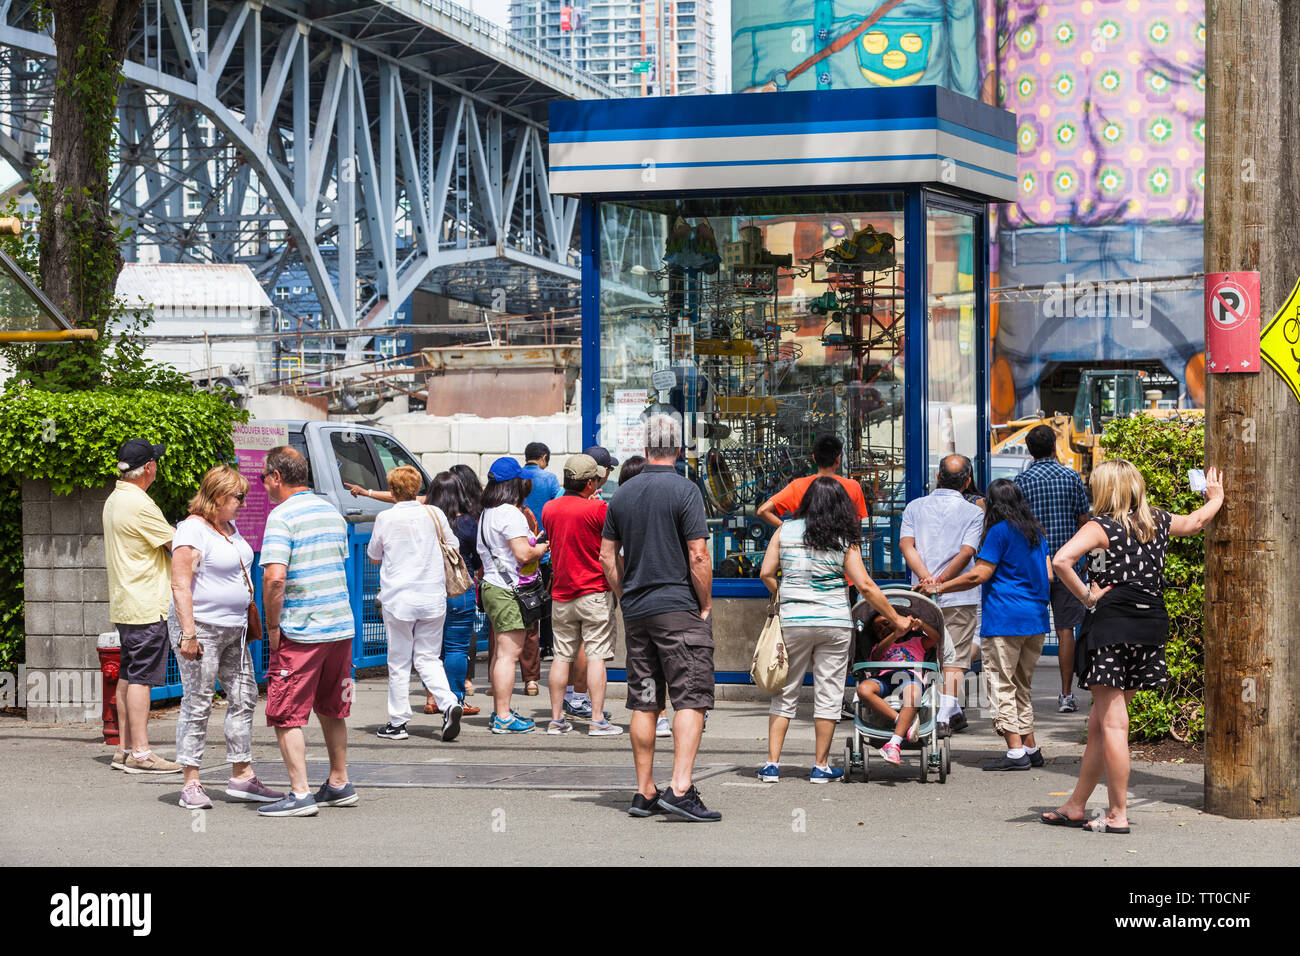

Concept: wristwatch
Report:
left=181, top=633, right=197, bottom=640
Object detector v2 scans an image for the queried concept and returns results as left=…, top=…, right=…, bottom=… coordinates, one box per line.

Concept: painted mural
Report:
left=732, top=0, right=1208, bottom=417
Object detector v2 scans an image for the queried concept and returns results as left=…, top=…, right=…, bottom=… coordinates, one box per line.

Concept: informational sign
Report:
left=631, top=60, right=652, bottom=74
left=651, top=368, right=678, bottom=390
left=1260, top=275, right=1300, bottom=404
left=612, top=388, right=648, bottom=466
left=232, top=422, right=289, bottom=551
left=560, top=5, right=571, bottom=30
left=1205, top=272, right=1261, bottom=373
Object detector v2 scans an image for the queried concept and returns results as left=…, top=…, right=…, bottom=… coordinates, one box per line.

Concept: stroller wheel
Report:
left=938, top=739, right=949, bottom=784
left=918, top=744, right=929, bottom=784
left=862, top=743, right=870, bottom=782
left=843, top=739, right=853, bottom=783
left=942, top=737, right=952, bottom=777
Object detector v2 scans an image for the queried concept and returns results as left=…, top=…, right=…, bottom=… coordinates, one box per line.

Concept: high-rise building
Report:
left=510, top=1, right=714, bottom=96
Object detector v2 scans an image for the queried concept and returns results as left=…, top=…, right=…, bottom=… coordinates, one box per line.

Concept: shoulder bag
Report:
left=750, top=589, right=789, bottom=694
left=427, top=506, right=472, bottom=598
left=479, top=511, right=550, bottom=628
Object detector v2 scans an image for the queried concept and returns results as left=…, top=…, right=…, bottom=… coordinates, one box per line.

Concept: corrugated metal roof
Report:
left=116, top=263, right=272, bottom=311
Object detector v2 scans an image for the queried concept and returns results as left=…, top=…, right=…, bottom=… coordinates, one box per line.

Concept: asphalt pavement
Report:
left=1, top=658, right=1294, bottom=866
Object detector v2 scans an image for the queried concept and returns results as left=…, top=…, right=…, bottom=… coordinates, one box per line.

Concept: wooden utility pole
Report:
left=1204, top=1, right=1300, bottom=817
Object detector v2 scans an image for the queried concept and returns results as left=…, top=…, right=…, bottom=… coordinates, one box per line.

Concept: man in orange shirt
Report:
left=757, top=435, right=868, bottom=527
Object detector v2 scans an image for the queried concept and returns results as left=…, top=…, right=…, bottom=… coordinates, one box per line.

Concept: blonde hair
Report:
left=188, top=465, right=250, bottom=523
left=387, top=465, right=423, bottom=502
left=1089, top=459, right=1156, bottom=543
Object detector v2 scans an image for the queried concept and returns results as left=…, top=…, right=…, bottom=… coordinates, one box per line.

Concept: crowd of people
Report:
left=99, top=415, right=1223, bottom=829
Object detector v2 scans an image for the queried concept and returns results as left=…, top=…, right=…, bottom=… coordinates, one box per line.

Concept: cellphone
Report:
left=1188, top=469, right=1207, bottom=495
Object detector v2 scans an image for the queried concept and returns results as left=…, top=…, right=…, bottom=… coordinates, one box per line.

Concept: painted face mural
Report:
left=855, top=21, right=935, bottom=86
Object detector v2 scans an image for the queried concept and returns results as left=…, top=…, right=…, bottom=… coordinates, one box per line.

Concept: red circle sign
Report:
left=1209, top=280, right=1251, bottom=330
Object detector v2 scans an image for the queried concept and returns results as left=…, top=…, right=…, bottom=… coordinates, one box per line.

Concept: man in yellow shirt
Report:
left=103, top=439, right=179, bottom=774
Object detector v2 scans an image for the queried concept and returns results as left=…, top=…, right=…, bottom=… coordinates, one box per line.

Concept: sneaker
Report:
left=376, top=722, right=408, bottom=741
left=880, top=742, right=902, bottom=765
left=841, top=699, right=857, bottom=720
left=1058, top=694, right=1078, bottom=713
left=525, top=681, right=539, bottom=696
left=810, top=765, right=844, bottom=784
left=111, top=749, right=127, bottom=770
left=1027, top=748, right=1045, bottom=768
left=178, top=781, right=213, bottom=809
left=124, top=752, right=182, bottom=774
left=491, top=711, right=536, bottom=734
left=628, top=788, right=665, bottom=817
left=757, top=762, right=780, bottom=783
left=905, top=716, right=920, bottom=742
left=257, top=792, right=319, bottom=817
left=948, top=710, right=969, bottom=734
left=315, top=780, right=359, bottom=807
left=937, top=722, right=952, bottom=739
left=225, top=775, right=285, bottom=803
left=589, top=719, right=623, bottom=736
left=442, top=703, right=463, bottom=743
left=657, top=785, right=722, bottom=823
left=547, top=718, right=573, bottom=735
left=982, top=753, right=1031, bottom=771
left=563, top=698, right=594, bottom=720
left=655, top=716, right=673, bottom=738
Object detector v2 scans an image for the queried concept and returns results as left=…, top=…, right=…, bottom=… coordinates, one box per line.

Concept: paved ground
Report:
left=1, top=658, right=1295, bottom=866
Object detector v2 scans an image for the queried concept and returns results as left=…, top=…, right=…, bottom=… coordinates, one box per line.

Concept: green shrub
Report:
left=1098, top=413, right=1207, bottom=742
left=0, top=386, right=247, bottom=670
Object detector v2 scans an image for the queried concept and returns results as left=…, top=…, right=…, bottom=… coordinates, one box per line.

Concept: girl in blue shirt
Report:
left=922, top=480, right=1052, bottom=771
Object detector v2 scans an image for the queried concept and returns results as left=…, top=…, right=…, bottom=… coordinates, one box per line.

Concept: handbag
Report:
left=208, top=519, right=262, bottom=643
left=750, top=590, right=789, bottom=693
left=479, top=514, right=551, bottom=628
left=427, top=506, right=472, bottom=598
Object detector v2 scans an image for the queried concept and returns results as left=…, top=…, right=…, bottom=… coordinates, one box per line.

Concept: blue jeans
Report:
left=441, top=590, right=476, bottom=702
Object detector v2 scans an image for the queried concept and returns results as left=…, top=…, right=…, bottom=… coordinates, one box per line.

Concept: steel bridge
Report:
left=0, top=0, right=616, bottom=329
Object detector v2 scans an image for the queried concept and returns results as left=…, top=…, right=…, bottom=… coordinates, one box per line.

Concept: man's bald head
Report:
left=937, top=454, right=972, bottom=491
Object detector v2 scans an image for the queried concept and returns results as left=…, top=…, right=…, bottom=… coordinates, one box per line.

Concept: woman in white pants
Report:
left=368, top=465, right=463, bottom=742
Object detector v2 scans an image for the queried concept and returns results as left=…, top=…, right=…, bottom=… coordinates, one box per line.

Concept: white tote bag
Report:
left=750, top=591, right=789, bottom=694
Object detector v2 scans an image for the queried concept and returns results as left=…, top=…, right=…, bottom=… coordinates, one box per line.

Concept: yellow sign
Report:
left=1261, top=276, right=1300, bottom=403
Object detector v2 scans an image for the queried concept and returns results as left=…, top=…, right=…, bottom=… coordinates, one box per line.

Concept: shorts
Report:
left=265, top=637, right=354, bottom=728
left=1082, top=643, right=1169, bottom=691
left=116, top=619, right=170, bottom=686
left=859, top=668, right=923, bottom=697
left=481, top=580, right=526, bottom=634
left=552, top=591, right=616, bottom=662
left=623, top=609, right=715, bottom=712
left=1050, top=577, right=1087, bottom=631
left=942, top=604, right=978, bottom=669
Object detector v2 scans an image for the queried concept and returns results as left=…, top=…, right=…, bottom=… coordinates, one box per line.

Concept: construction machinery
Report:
left=991, top=368, right=1203, bottom=479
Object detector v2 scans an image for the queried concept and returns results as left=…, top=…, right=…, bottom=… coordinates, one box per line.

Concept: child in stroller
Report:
left=858, top=612, right=941, bottom=765
left=844, top=587, right=952, bottom=783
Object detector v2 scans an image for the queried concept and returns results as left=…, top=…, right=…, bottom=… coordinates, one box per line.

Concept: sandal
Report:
left=1040, top=808, right=1085, bottom=827
left=1082, top=818, right=1130, bottom=834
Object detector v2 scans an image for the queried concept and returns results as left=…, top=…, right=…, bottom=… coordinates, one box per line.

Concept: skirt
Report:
left=1081, top=642, right=1169, bottom=691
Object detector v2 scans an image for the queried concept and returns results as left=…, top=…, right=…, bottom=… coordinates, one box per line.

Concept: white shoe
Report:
left=655, top=716, right=672, bottom=738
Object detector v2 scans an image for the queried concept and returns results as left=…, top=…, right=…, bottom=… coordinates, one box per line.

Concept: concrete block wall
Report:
left=21, top=479, right=113, bottom=723
left=381, top=412, right=584, bottom=487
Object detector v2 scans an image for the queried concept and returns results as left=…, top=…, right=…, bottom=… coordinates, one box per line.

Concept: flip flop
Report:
left=1082, top=819, right=1131, bottom=834
left=1040, top=809, right=1085, bottom=827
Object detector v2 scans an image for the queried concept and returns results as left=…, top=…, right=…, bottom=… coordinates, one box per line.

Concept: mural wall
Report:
left=733, top=0, right=1208, bottom=417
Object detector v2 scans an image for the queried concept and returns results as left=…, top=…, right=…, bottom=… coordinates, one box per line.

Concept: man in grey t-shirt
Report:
left=601, top=408, right=719, bottom=822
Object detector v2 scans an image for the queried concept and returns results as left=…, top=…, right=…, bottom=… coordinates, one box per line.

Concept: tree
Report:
left=25, top=0, right=145, bottom=389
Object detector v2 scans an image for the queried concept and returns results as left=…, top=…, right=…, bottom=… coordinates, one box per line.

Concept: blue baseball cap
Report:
left=487, top=456, right=524, bottom=481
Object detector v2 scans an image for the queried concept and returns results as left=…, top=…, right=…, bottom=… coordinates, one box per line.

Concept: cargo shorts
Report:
left=623, top=609, right=715, bottom=712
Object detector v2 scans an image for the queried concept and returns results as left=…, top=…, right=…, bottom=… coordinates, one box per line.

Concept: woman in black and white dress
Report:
left=1042, top=459, right=1224, bottom=833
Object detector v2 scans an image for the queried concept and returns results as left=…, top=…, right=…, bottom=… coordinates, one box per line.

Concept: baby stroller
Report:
left=843, top=586, right=951, bottom=784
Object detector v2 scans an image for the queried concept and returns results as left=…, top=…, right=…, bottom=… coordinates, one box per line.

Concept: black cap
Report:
left=584, top=445, right=618, bottom=469
left=116, top=438, right=165, bottom=472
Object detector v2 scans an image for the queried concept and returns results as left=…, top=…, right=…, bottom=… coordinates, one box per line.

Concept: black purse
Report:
left=480, top=514, right=551, bottom=628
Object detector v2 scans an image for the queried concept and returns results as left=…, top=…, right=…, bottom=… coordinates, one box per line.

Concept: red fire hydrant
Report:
left=97, top=631, right=121, bottom=745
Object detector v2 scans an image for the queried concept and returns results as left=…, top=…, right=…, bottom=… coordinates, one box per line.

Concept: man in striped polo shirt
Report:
left=257, top=446, right=358, bottom=817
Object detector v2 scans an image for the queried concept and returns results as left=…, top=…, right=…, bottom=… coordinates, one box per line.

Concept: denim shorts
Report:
left=860, top=669, right=922, bottom=697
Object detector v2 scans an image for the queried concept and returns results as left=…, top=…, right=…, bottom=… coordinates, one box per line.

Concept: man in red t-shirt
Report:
left=757, top=434, right=868, bottom=527
left=541, top=454, right=623, bottom=737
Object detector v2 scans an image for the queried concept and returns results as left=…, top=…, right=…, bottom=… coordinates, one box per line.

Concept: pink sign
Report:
left=1205, top=272, right=1261, bottom=373
left=233, top=423, right=289, bottom=551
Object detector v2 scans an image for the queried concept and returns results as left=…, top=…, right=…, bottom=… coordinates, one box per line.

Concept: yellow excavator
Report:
left=991, top=368, right=1203, bottom=480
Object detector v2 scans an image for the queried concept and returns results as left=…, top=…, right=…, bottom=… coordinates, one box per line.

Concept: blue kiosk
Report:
left=549, top=87, right=1017, bottom=675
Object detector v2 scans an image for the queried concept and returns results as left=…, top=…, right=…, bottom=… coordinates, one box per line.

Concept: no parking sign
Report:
left=1205, top=272, right=1261, bottom=373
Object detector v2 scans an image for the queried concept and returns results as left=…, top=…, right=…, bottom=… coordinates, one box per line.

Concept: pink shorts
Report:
left=265, top=637, right=354, bottom=728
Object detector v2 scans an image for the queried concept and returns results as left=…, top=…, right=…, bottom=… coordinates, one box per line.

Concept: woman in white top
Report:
left=368, top=465, right=464, bottom=743
left=171, top=465, right=284, bottom=810
left=476, top=457, right=549, bottom=734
